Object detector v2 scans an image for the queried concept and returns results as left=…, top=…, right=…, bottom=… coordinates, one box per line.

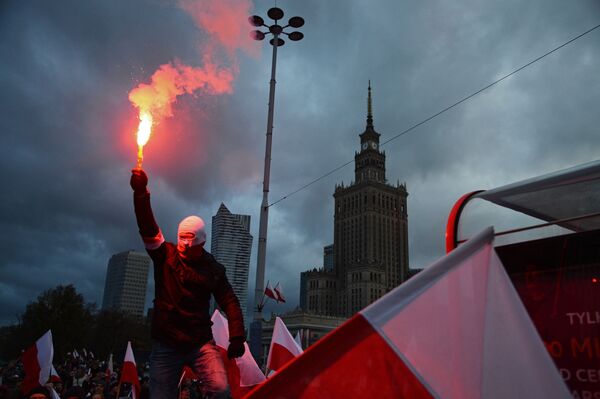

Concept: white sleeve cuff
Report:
left=143, top=230, right=165, bottom=250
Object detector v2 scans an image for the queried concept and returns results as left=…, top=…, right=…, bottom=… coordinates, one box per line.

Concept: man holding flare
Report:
left=130, top=168, right=245, bottom=399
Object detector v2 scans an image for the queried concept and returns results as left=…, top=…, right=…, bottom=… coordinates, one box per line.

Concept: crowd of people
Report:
left=0, top=352, right=144, bottom=399
left=0, top=351, right=218, bottom=399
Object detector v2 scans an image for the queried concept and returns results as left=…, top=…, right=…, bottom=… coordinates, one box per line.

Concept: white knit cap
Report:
left=177, top=216, right=206, bottom=247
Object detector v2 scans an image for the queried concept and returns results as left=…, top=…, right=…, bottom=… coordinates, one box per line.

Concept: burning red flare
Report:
left=128, top=61, right=234, bottom=167
left=135, top=112, right=153, bottom=168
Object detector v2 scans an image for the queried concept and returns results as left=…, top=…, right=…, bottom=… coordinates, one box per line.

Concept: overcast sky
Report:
left=1, top=0, right=599, bottom=326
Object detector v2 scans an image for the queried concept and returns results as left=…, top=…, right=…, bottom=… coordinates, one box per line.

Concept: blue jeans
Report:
left=149, top=340, right=230, bottom=399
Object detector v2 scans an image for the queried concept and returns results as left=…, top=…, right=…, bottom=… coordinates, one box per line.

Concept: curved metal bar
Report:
left=445, top=190, right=484, bottom=253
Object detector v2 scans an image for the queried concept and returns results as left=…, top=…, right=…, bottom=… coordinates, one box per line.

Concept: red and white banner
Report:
left=21, top=330, right=54, bottom=394
left=273, top=282, right=286, bottom=303
left=245, top=228, right=570, bottom=398
left=119, top=341, right=140, bottom=399
left=211, top=310, right=265, bottom=398
left=264, top=280, right=277, bottom=301
left=266, top=317, right=302, bottom=372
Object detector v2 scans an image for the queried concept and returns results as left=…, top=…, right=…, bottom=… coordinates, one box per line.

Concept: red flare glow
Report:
left=128, top=61, right=234, bottom=167
left=128, top=0, right=255, bottom=168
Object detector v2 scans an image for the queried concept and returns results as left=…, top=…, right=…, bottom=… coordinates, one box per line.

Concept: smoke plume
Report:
left=128, top=0, right=254, bottom=126
left=128, top=60, right=234, bottom=122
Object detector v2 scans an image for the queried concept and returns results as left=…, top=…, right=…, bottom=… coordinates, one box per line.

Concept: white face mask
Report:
left=177, top=216, right=206, bottom=252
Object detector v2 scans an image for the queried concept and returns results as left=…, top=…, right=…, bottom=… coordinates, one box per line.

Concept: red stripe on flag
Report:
left=21, top=344, right=41, bottom=394
left=244, top=314, right=433, bottom=398
left=265, top=289, right=277, bottom=300
left=268, top=342, right=297, bottom=371
left=120, top=361, right=140, bottom=398
left=216, top=347, right=254, bottom=399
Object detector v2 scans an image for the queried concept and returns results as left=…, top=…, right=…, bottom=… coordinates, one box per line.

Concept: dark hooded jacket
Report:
left=133, top=190, right=245, bottom=351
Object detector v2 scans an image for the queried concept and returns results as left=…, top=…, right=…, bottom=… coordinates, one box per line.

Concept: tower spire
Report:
left=367, top=80, right=373, bottom=128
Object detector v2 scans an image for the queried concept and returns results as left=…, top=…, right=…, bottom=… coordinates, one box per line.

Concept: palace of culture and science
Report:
left=301, top=83, right=410, bottom=318
left=260, top=83, right=414, bottom=359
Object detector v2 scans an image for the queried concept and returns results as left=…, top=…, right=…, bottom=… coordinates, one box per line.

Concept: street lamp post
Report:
left=248, top=7, right=304, bottom=364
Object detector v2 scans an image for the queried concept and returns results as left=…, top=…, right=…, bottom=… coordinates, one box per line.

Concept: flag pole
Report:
left=259, top=280, right=269, bottom=309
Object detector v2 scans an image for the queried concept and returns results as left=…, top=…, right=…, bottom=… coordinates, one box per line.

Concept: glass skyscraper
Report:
left=101, top=250, right=150, bottom=317
left=211, top=203, right=253, bottom=326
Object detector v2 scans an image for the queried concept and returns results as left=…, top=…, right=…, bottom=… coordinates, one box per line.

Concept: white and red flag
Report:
left=266, top=317, right=302, bottom=372
left=21, top=330, right=54, bottom=395
left=264, top=280, right=277, bottom=301
left=210, top=310, right=265, bottom=398
left=245, top=227, right=570, bottom=398
left=119, top=341, right=140, bottom=399
left=273, top=282, right=286, bottom=303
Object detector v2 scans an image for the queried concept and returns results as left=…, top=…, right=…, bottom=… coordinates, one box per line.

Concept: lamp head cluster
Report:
left=249, top=7, right=304, bottom=46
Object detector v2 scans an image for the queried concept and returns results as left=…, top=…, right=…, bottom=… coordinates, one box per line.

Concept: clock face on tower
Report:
left=370, top=141, right=378, bottom=150
left=362, top=142, right=368, bottom=150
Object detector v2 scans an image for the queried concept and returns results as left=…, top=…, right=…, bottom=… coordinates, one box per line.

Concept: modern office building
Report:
left=101, top=250, right=150, bottom=317
left=211, top=203, right=253, bottom=325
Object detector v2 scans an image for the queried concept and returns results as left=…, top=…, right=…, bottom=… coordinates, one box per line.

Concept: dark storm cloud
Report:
left=2, top=0, right=600, bottom=325
left=261, top=0, right=600, bottom=261
left=0, top=0, right=257, bottom=324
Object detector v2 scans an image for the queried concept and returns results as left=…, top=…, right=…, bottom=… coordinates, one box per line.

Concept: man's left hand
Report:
left=227, top=337, right=245, bottom=359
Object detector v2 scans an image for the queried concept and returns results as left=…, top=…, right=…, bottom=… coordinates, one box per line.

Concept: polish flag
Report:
left=211, top=310, right=265, bottom=399
left=266, top=317, right=302, bottom=372
left=119, top=342, right=140, bottom=399
left=273, top=282, right=286, bottom=303
left=21, top=330, right=54, bottom=395
left=245, top=228, right=570, bottom=398
left=264, top=280, right=277, bottom=301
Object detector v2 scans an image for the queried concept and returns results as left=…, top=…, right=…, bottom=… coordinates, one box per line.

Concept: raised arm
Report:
left=130, top=169, right=165, bottom=251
